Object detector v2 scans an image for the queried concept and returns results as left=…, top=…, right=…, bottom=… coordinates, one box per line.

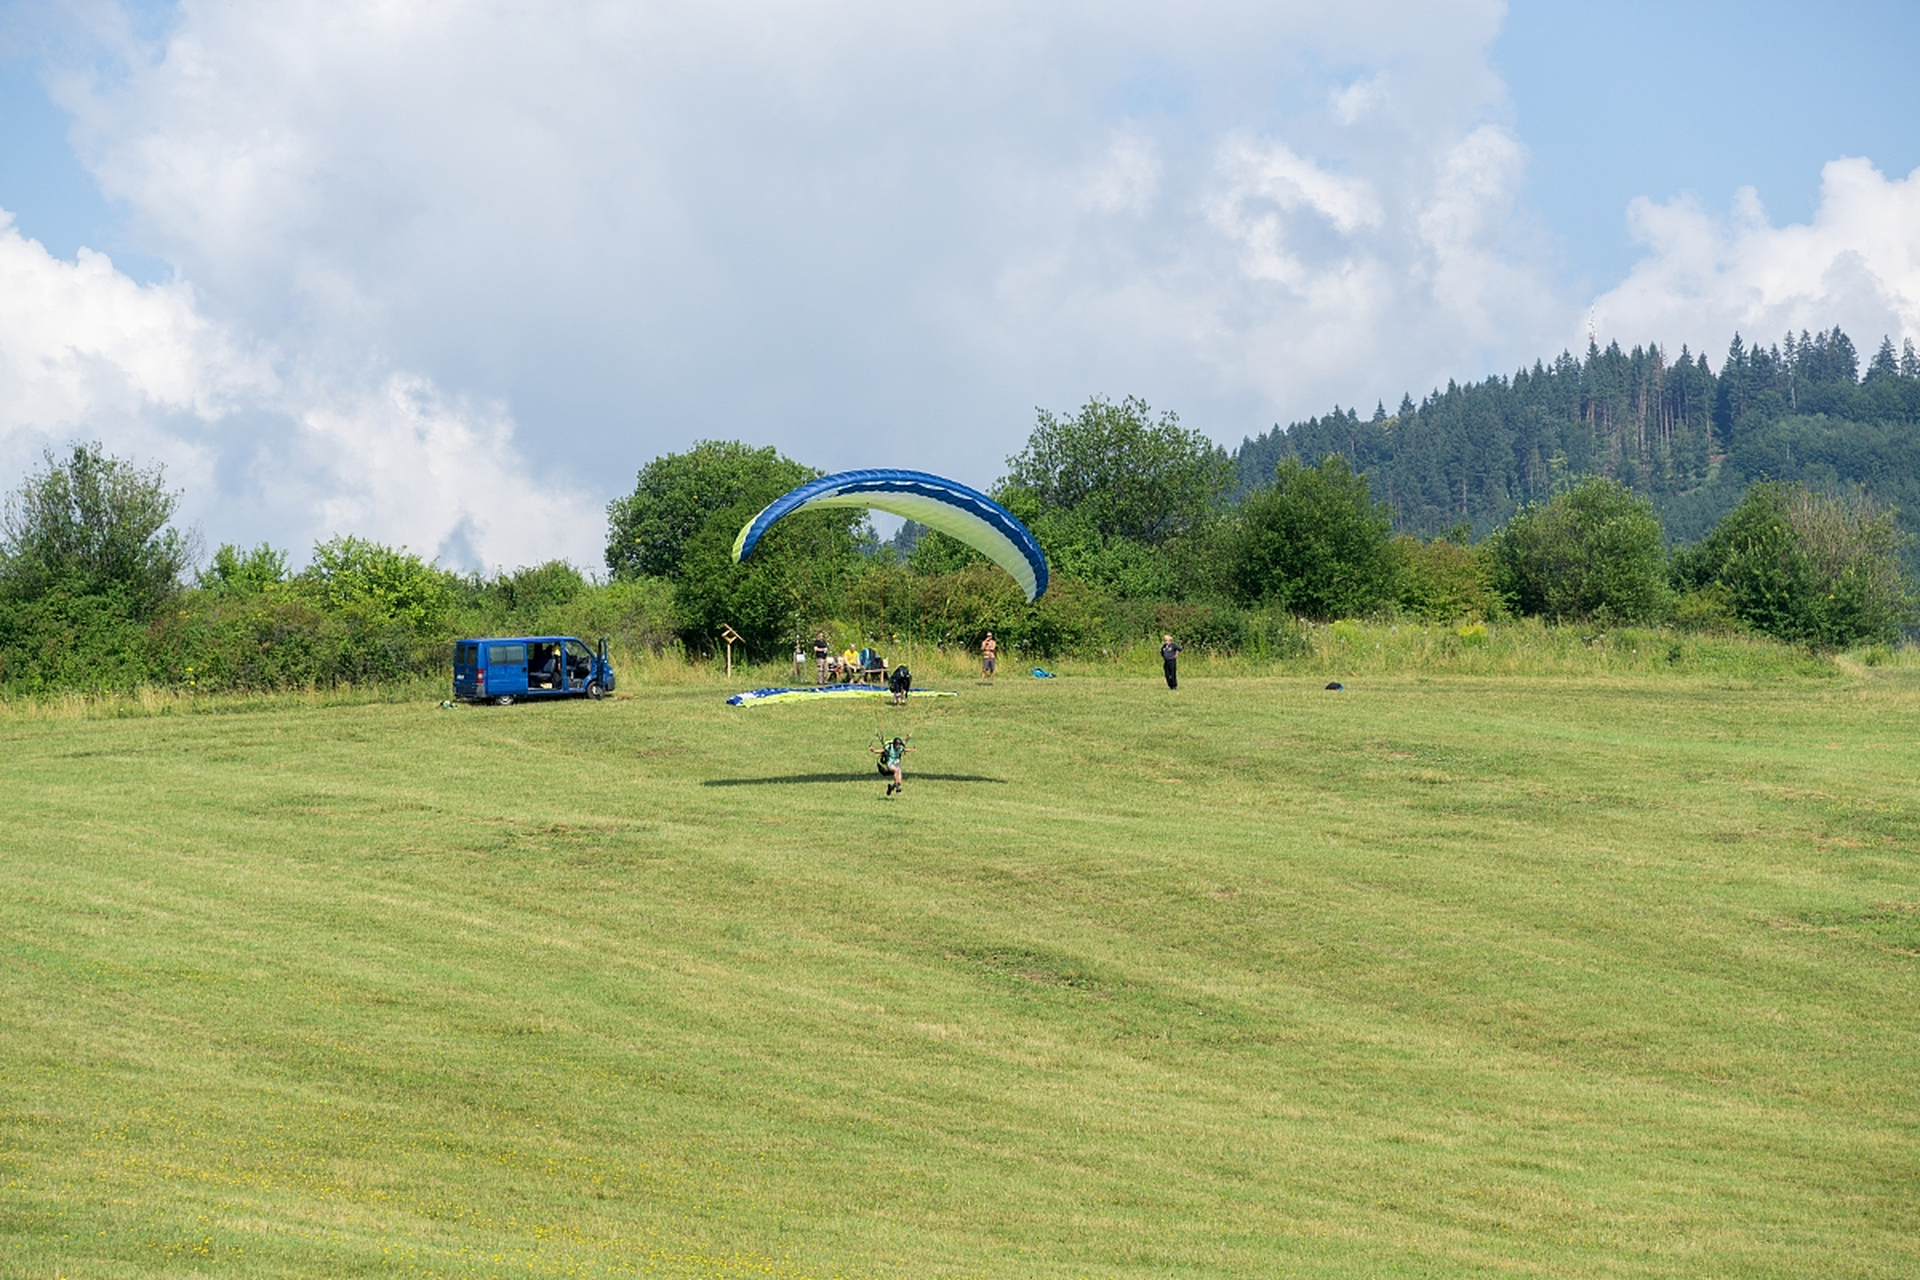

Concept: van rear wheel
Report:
left=586, top=680, right=605, bottom=700
left=493, top=695, right=515, bottom=706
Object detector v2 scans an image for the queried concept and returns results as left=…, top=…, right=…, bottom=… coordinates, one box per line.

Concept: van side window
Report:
left=488, top=643, right=526, bottom=665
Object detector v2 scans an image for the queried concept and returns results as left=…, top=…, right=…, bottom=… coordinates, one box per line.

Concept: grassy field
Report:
left=3, top=662, right=1919, bottom=1277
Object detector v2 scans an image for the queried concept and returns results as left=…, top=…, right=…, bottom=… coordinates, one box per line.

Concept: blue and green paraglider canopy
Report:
left=732, top=469, right=1048, bottom=601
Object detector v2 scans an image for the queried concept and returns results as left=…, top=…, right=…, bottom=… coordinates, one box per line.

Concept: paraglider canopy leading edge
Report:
left=731, top=468, right=1049, bottom=601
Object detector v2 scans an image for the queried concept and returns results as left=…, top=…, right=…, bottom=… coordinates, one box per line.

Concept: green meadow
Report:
left=4, top=661, right=1919, bottom=1277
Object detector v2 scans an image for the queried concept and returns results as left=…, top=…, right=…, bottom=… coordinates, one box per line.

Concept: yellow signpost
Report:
left=719, top=624, right=742, bottom=678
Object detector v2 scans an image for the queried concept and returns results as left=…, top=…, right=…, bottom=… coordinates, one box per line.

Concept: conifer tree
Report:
left=1866, top=336, right=1900, bottom=383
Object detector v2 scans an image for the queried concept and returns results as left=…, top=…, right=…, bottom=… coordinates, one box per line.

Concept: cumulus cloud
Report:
left=290, top=374, right=603, bottom=571
left=0, top=214, right=600, bottom=569
left=1330, top=73, right=1391, bottom=127
left=1210, top=138, right=1385, bottom=286
left=1592, top=157, right=1920, bottom=357
left=4, top=0, right=1582, bottom=558
left=1018, top=114, right=1555, bottom=415
left=1078, top=131, right=1162, bottom=217
left=0, top=212, right=256, bottom=505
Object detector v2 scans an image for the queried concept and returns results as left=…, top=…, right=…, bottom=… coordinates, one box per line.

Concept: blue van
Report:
left=453, top=636, right=616, bottom=705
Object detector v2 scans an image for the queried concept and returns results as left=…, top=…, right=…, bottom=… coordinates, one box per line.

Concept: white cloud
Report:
left=1331, top=73, right=1390, bottom=126
left=291, top=374, right=603, bottom=572
left=0, top=214, right=600, bottom=570
left=0, top=212, right=255, bottom=503
left=9, top=0, right=1572, bottom=549
left=1079, top=131, right=1161, bottom=216
left=1592, top=157, right=1920, bottom=357
left=1209, top=138, right=1384, bottom=287
left=1013, top=114, right=1556, bottom=417
left=1415, top=125, right=1537, bottom=347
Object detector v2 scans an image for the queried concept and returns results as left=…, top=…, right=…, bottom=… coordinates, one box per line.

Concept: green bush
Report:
left=1227, top=456, right=1398, bottom=619
left=1394, top=534, right=1496, bottom=621
left=1669, top=585, right=1744, bottom=634
left=531, top=577, right=678, bottom=655
left=1025, top=506, right=1180, bottom=600
left=1000, top=577, right=1106, bottom=658
left=0, top=445, right=198, bottom=693
left=302, top=536, right=458, bottom=637
left=906, top=527, right=985, bottom=575
left=198, top=543, right=289, bottom=596
left=901, top=563, right=1025, bottom=650
left=1097, top=599, right=1247, bottom=651
left=0, top=587, right=155, bottom=693
left=472, top=560, right=587, bottom=623
left=1487, top=477, right=1670, bottom=623
left=1672, top=482, right=1915, bottom=648
left=150, top=590, right=433, bottom=691
left=671, top=502, right=858, bottom=659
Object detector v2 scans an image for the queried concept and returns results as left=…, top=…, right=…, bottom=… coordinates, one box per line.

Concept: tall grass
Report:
left=4, top=621, right=1893, bottom=722
left=1070, top=617, right=1848, bottom=680
left=0, top=676, right=447, bottom=722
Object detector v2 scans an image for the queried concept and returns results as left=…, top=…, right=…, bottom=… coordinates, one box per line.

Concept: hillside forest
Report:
left=2, top=326, right=1917, bottom=694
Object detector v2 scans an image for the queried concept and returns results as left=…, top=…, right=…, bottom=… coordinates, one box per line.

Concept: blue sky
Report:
left=1496, top=0, right=1920, bottom=288
left=0, top=1, right=1915, bottom=569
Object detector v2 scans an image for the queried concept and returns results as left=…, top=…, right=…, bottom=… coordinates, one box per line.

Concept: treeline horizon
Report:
left=1241, top=325, right=1920, bottom=553
left=2, top=322, right=1917, bottom=694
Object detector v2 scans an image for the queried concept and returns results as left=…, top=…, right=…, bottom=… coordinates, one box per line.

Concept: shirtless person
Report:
left=980, top=631, right=997, bottom=681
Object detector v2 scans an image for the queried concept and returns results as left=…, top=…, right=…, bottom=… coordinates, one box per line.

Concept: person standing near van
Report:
left=792, top=640, right=807, bottom=683
left=812, top=633, right=830, bottom=684
left=1161, top=634, right=1181, bottom=690
left=980, top=632, right=997, bottom=681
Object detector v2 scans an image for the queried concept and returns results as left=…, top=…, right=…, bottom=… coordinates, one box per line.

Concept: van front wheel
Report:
left=586, top=681, right=605, bottom=700
left=493, top=695, right=515, bottom=706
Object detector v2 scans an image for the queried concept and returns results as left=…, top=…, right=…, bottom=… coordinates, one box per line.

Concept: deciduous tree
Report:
left=1227, top=456, right=1397, bottom=619
left=1487, top=476, right=1669, bottom=622
left=0, top=443, right=192, bottom=618
left=1673, top=482, right=1914, bottom=648
left=606, top=441, right=820, bottom=581
left=1002, top=396, right=1230, bottom=546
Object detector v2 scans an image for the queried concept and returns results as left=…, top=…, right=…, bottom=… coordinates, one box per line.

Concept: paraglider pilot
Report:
left=873, top=736, right=913, bottom=796
left=888, top=662, right=912, bottom=705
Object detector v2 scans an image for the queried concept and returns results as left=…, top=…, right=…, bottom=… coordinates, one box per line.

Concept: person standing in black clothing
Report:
left=812, top=632, right=830, bottom=684
left=1161, top=633, right=1181, bottom=689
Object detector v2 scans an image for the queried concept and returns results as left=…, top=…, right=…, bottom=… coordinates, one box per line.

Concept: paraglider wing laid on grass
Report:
left=732, top=469, right=1049, bottom=601
left=726, top=685, right=957, bottom=706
